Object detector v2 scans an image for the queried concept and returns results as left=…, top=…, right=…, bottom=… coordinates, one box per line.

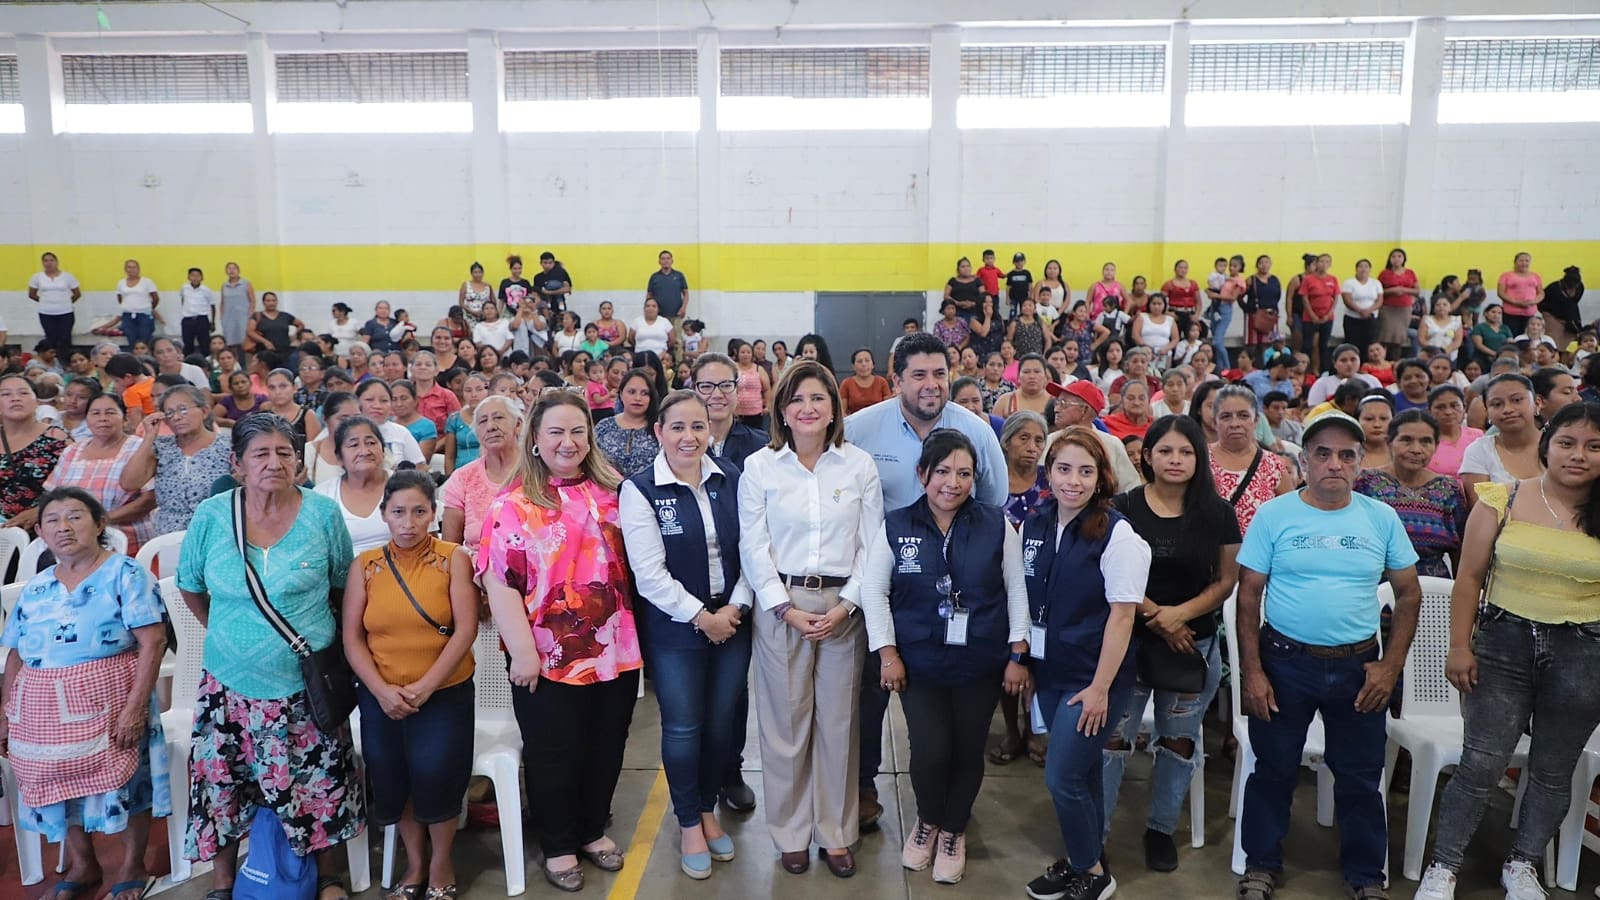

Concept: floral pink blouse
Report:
left=476, top=476, right=641, bottom=686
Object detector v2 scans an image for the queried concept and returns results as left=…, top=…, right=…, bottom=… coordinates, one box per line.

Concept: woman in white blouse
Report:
left=738, top=360, right=883, bottom=880
left=1341, top=258, right=1382, bottom=357
left=632, top=298, right=675, bottom=356
left=314, top=415, right=392, bottom=553
left=116, top=258, right=160, bottom=351
left=860, top=429, right=1030, bottom=885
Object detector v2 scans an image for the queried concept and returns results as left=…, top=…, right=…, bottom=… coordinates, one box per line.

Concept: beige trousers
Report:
left=753, top=584, right=865, bottom=853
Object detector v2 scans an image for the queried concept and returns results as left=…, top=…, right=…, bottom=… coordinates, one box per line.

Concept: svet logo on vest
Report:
left=654, top=498, right=683, bottom=536
left=896, top=536, right=923, bottom=574
left=1022, top=539, right=1043, bottom=576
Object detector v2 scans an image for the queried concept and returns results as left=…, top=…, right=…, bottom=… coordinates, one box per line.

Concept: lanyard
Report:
left=935, top=520, right=964, bottom=619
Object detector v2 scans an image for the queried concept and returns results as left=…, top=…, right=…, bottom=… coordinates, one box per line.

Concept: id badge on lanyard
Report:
left=937, top=527, right=968, bottom=646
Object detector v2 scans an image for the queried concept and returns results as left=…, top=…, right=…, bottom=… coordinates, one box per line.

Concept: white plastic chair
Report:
left=1223, top=593, right=1336, bottom=875
left=0, top=526, right=29, bottom=580
left=135, top=530, right=185, bottom=580
left=1, top=582, right=42, bottom=882
left=1137, top=704, right=1206, bottom=848
left=15, top=531, right=129, bottom=580
left=382, top=620, right=526, bottom=895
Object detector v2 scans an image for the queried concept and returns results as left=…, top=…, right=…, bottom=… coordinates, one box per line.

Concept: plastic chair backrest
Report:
left=0, top=527, right=28, bottom=579
left=1397, top=575, right=1459, bottom=719
left=160, top=576, right=208, bottom=709
left=1222, top=591, right=1245, bottom=730
left=1, top=581, right=22, bottom=632
left=473, top=619, right=517, bottom=725
left=136, top=531, right=185, bottom=581
left=17, top=531, right=129, bottom=579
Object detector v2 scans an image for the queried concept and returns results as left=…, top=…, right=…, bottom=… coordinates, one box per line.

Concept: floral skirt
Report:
left=184, top=671, right=364, bottom=861
left=16, top=690, right=171, bottom=843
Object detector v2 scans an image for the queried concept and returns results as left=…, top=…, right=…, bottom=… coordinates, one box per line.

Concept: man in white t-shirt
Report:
left=179, top=266, right=217, bottom=357
left=28, top=251, right=82, bottom=352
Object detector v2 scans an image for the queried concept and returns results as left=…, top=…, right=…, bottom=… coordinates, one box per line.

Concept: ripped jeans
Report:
left=1102, top=634, right=1222, bottom=838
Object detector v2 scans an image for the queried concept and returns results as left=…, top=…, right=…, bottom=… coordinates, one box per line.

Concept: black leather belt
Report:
left=780, top=573, right=849, bottom=591
left=1264, top=625, right=1379, bottom=659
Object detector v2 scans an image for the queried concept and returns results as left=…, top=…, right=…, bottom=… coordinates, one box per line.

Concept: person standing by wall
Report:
left=116, top=259, right=159, bottom=352
left=648, top=250, right=690, bottom=352
left=28, top=251, right=81, bottom=353
left=1496, top=252, right=1545, bottom=338
left=498, top=255, right=533, bottom=315
left=536, top=251, right=573, bottom=316
left=1233, top=411, right=1421, bottom=900
left=1378, top=248, right=1421, bottom=363
left=179, top=267, right=216, bottom=358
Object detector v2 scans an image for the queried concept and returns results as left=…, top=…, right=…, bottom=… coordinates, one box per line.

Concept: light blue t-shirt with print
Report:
left=177, top=488, right=355, bottom=700
left=1237, top=490, right=1419, bottom=646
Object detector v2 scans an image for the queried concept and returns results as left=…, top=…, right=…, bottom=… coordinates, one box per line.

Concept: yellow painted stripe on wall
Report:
left=3, top=241, right=1594, bottom=294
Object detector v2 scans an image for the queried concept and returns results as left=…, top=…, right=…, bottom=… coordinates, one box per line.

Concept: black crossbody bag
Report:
left=382, top=545, right=454, bottom=637
left=232, top=488, right=357, bottom=732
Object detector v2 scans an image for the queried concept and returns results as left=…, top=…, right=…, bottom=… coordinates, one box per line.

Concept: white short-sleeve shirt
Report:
left=118, top=277, right=158, bottom=314
left=29, top=272, right=80, bottom=316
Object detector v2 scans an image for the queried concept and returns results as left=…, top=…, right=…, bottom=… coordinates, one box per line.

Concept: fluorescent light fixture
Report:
left=718, top=97, right=930, bottom=131
left=958, top=95, right=1167, bottom=128
left=501, top=98, right=698, bottom=133
left=1438, top=91, right=1600, bottom=124
left=1186, top=92, right=1407, bottom=126
left=60, top=102, right=252, bottom=134
left=272, top=101, right=472, bottom=134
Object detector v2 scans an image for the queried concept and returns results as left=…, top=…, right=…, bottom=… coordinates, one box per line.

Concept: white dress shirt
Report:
left=859, top=513, right=1031, bottom=652
left=620, top=454, right=753, bottom=623
left=738, top=441, right=884, bottom=611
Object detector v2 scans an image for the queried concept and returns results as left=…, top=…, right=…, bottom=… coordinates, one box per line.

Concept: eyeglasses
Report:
left=163, top=405, right=198, bottom=417
left=695, top=380, right=738, bottom=396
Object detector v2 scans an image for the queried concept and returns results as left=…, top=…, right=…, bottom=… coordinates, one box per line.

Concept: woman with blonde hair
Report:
left=478, top=392, right=639, bottom=893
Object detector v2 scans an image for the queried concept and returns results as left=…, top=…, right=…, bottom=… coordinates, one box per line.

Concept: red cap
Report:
left=1046, top=379, right=1105, bottom=414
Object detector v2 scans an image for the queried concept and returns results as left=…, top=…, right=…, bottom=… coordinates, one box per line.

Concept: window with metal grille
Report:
left=61, top=54, right=248, bottom=104
left=721, top=47, right=928, bottom=98
left=275, top=52, right=468, bottom=103
left=1189, top=41, right=1404, bottom=94
left=961, top=45, right=1166, bottom=97
left=504, top=49, right=696, bottom=101
left=0, top=56, right=19, bottom=105
left=1442, top=39, right=1600, bottom=93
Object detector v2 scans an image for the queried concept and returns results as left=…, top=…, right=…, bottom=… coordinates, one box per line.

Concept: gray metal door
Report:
left=813, top=292, right=927, bottom=375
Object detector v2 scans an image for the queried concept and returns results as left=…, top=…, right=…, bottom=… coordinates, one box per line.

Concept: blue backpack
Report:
left=235, top=807, right=316, bottom=900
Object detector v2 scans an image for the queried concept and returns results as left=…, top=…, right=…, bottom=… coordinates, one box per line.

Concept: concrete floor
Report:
left=148, top=684, right=1593, bottom=900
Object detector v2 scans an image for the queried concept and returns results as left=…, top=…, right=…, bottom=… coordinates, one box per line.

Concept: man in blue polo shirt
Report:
left=844, top=331, right=1006, bottom=828
left=1234, top=411, right=1421, bottom=900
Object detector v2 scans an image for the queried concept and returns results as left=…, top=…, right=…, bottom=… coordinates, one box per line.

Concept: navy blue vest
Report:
left=884, top=499, right=1010, bottom=685
left=713, top=422, right=767, bottom=471
left=1020, top=501, right=1135, bottom=693
left=626, top=458, right=745, bottom=651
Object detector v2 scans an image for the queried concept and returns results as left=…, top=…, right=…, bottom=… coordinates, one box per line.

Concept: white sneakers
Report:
left=1501, top=859, right=1547, bottom=900
left=902, top=818, right=938, bottom=871
left=1415, top=864, right=1456, bottom=900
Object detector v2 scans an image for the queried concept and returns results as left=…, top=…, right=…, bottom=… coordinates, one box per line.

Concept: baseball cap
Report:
left=1013, top=252, right=1027, bottom=262
left=1047, top=379, right=1105, bottom=414
left=1301, top=410, right=1364, bottom=447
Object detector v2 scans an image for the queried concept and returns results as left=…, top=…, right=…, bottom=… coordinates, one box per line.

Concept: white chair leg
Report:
left=1231, top=744, right=1255, bottom=875
left=1189, top=759, right=1206, bottom=849
left=0, top=776, right=11, bottom=827
left=1544, top=839, right=1557, bottom=889
left=1229, top=746, right=1244, bottom=820
left=7, top=756, right=44, bottom=885
left=490, top=757, right=526, bottom=896
left=380, top=825, right=397, bottom=890
left=1315, top=765, right=1335, bottom=828
left=1554, top=765, right=1595, bottom=891
left=164, top=742, right=193, bottom=886
left=1402, top=749, right=1442, bottom=882
left=57, top=840, right=67, bottom=873
left=346, top=827, right=371, bottom=894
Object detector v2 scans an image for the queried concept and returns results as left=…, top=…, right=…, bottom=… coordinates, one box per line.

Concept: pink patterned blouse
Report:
left=1211, top=449, right=1288, bottom=534
left=475, top=476, right=641, bottom=686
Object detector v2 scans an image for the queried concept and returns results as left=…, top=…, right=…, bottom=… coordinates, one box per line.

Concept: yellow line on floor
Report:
left=607, top=767, right=670, bottom=900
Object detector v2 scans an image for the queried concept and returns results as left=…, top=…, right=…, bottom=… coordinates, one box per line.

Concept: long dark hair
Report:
left=1538, top=402, right=1600, bottom=539
left=1138, top=415, right=1224, bottom=567
left=1044, top=427, right=1116, bottom=540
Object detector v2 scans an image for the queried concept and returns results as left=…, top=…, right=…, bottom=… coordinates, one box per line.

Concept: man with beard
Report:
left=843, top=331, right=1006, bottom=829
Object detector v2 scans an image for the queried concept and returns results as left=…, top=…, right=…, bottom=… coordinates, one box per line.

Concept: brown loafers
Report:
left=819, top=847, right=857, bottom=878
left=780, top=850, right=810, bottom=874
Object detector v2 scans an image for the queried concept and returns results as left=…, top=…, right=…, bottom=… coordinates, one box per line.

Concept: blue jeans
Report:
left=1038, top=680, right=1135, bottom=872
left=121, top=311, right=155, bottom=349
left=355, top=679, right=475, bottom=826
left=650, top=629, right=753, bottom=827
left=1211, top=303, right=1234, bottom=369
left=1103, top=635, right=1222, bottom=838
left=1242, top=626, right=1387, bottom=889
left=859, top=651, right=891, bottom=793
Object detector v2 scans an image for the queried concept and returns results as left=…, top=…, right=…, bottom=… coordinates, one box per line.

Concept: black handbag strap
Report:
left=1228, top=448, right=1265, bottom=508
left=231, top=487, right=312, bottom=658
left=383, top=545, right=453, bottom=637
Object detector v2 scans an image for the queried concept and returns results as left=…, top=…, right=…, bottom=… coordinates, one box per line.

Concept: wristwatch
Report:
left=839, top=600, right=858, bottom=617
left=1008, top=651, right=1029, bottom=665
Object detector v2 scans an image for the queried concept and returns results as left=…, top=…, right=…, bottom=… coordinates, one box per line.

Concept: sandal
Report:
left=1237, top=869, right=1276, bottom=900
left=316, top=876, right=350, bottom=900
left=1027, top=735, right=1049, bottom=767
left=424, top=886, right=458, bottom=900
left=42, top=880, right=102, bottom=900
left=106, top=880, right=152, bottom=900
left=987, top=735, right=1023, bottom=765
left=202, top=890, right=232, bottom=900
left=384, top=884, right=425, bottom=900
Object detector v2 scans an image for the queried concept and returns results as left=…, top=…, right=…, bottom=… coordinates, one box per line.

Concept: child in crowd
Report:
left=681, top=319, right=706, bottom=361
left=389, top=308, right=418, bottom=344
left=976, top=248, right=1003, bottom=303
left=1262, top=334, right=1291, bottom=367
left=1007, top=253, right=1033, bottom=321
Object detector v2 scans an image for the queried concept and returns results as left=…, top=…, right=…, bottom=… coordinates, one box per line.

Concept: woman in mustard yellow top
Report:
left=1415, top=401, right=1600, bottom=898
left=342, top=470, right=479, bottom=900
